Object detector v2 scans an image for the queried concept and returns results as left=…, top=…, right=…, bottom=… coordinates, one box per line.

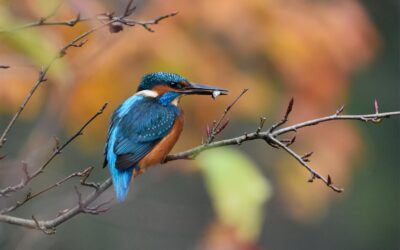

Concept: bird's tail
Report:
left=109, top=165, right=134, bottom=202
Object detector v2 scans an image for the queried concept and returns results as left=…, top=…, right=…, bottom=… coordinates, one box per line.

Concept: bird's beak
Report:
left=181, top=82, right=229, bottom=96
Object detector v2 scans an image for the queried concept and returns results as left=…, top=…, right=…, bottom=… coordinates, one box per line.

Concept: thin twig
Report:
left=0, top=68, right=48, bottom=148
left=267, top=135, right=343, bottom=192
left=0, top=162, right=30, bottom=197
left=32, top=215, right=56, bottom=235
left=119, top=12, right=179, bottom=32
left=0, top=2, right=177, bottom=34
left=256, top=117, right=267, bottom=134
left=268, top=98, right=294, bottom=133
left=0, top=21, right=105, bottom=149
left=0, top=104, right=107, bottom=198
left=0, top=178, right=112, bottom=232
left=206, top=89, right=248, bottom=143
left=0, top=14, right=87, bottom=32
left=0, top=167, right=94, bottom=214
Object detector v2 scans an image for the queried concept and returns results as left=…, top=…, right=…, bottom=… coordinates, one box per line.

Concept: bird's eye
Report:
left=169, top=82, right=183, bottom=89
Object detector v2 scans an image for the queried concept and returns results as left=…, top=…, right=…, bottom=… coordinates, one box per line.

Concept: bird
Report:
left=103, top=72, right=228, bottom=202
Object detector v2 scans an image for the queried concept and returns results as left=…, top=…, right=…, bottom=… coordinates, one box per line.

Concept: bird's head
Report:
left=137, top=72, right=228, bottom=106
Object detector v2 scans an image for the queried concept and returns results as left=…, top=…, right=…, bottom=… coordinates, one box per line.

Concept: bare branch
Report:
left=0, top=14, right=86, bottom=32
left=272, top=111, right=400, bottom=136
left=206, top=89, right=248, bottom=143
left=0, top=2, right=177, bottom=34
left=301, top=152, right=313, bottom=162
left=119, top=12, right=179, bottom=32
left=123, top=0, right=136, bottom=17
left=0, top=106, right=399, bottom=232
left=166, top=104, right=400, bottom=191
left=0, top=162, right=31, bottom=197
left=256, top=117, right=267, bottom=134
left=32, top=215, right=56, bottom=235
left=0, top=68, right=48, bottom=148
left=268, top=97, right=294, bottom=133
left=0, top=17, right=112, bottom=149
left=0, top=178, right=112, bottom=231
left=167, top=110, right=400, bottom=162
left=0, top=103, right=107, bottom=198
left=0, top=167, right=94, bottom=214
left=0, top=0, right=399, bottom=235
left=335, top=104, right=345, bottom=115
left=267, top=135, right=343, bottom=192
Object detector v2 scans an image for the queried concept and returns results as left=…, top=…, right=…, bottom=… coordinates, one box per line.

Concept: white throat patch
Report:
left=136, top=90, right=158, bottom=98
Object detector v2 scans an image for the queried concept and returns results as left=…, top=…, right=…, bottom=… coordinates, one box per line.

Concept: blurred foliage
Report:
left=0, top=0, right=398, bottom=249
left=197, top=148, right=271, bottom=243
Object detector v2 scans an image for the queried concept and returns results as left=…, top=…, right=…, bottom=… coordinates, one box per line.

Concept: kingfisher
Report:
left=103, top=72, right=228, bottom=202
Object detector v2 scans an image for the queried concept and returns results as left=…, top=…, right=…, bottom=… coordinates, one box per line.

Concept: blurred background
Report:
left=0, top=0, right=399, bottom=249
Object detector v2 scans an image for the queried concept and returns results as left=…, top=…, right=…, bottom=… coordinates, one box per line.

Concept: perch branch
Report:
left=1, top=0, right=399, bottom=235
left=0, top=101, right=399, bottom=233
left=165, top=109, right=400, bottom=161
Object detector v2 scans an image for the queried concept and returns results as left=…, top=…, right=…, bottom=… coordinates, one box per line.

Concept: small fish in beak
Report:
left=212, top=90, right=222, bottom=100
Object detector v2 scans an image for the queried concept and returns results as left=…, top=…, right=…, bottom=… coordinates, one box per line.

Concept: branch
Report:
left=166, top=100, right=400, bottom=193
left=0, top=68, right=48, bottom=148
left=1, top=1, right=399, bottom=235
left=0, top=178, right=112, bottom=232
left=0, top=14, right=87, bottom=32
left=267, top=135, right=343, bottom=192
left=117, top=12, right=179, bottom=32
left=0, top=167, right=94, bottom=214
left=0, top=26, right=98, bottom=149
left=0, top=3, right=177, bottom=148
left=0, top=103, right=107, bottom=198
left=167, top=108, right=400, bottom=161
left=206, top=89, right=248, bottom=143
left=0, top=106, right=399, bottom=232
left=0, top=1, right=179, bottom=233
left=0, top=0, right=177, bottom=33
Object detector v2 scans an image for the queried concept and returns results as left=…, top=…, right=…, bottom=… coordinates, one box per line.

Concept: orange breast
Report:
left=138, top=113, right=184, bottom=169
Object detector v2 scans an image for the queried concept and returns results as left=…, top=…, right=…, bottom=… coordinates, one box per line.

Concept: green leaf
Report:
left=196, top=148, right=272, bottom=241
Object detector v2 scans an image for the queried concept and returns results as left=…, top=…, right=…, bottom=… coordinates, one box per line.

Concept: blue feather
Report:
left=159, top=91, right=181, bottom=106
left=107, top=126, right=134, bottom=202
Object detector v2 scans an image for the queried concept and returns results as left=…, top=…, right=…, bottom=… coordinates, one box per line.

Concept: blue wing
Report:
left=104, top=95, right=178, bottom=201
